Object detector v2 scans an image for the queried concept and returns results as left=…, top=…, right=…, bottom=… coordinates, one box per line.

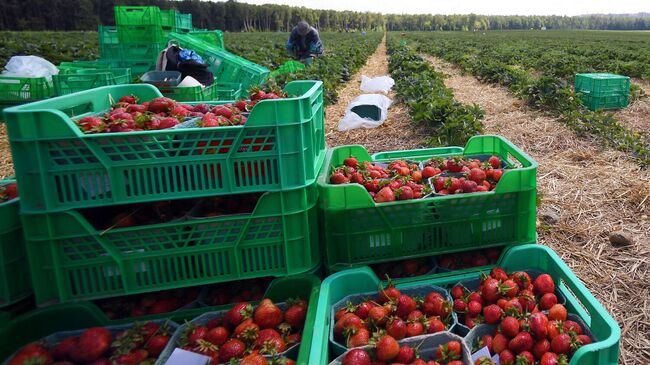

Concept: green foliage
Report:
left=0, top=31, right=99, bottom=67
left=404, top=30, right=650, bottom=166
left=387, top=42, right=484, bottom=147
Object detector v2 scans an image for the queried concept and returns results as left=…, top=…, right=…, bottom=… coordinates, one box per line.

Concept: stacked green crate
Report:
left=113, top=6, right=167, bottom=76
left=2, top=80, right=326, bottom=306
left=53, top=68, right=132, bottom=96
left=575, top=73, right=630, bottom=111
left=188, top=30, right=225, bottom=49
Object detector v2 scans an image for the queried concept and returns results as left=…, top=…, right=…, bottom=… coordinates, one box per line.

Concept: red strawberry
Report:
left=386, top=317, right=407, bottom=340
left=119, top=95, right=138, bottom=104
left=225, top=302, right=253, bottom=327
left=344, top=157, right=358, bottom=168
left=212, top=105, right=233, bottom=119
left=52, top=336, right=78, bottom=360
left=528, top=312, right=549, bottom=339
left=355, top=301, right=374, bottom=320
left=492, top=333, right=509, bottom=354
left=516, top=351, right=534, bottom=364
left=483, top=304, right=504, bottom=324
left=330, top=171, right=350, bottom=184
left=205, top=326, right=229, bottom=346
left=577, top=334, right=592, bottom=346
left=77, top=116, right=106, bottom=133
left=508, top=331, right=533, bottom=354
left=145, top=334, right=169, bottom=357
left=188, top=326, right=209, bottom=344
left=488, top=156, right=501, bottom=169
left=512, top=272, right=532, bottom=290
left=346, top=327, right=370, bottom=348
left=453, top=299, right=467, bottom=313
left=499, top=279, right=518, bottom=298
left=547, top=320, right=563, bottom=340
left=436, top=340, right=461, bottom=362
left=481, top=278, right=501, bottom=303
left=492, top=169, right=504, bottom=182
left=396, top=294, right=417, bottom=318
left=342, top=348, right=371, bottom=365
left=170, top=105, right=190, bottom=118
left=427, top=317, right=445, bottom=334
left=69, top=327, right=112, bottom=363
left=469, top=168, right=486, bottom=183
left=235, top=100, right=248, bottom=112
left=501, top=316, right=520, bottom=338
left=374, top=186, right=396, bottom=203
left=478, top=334, right=493, bottom=353
left=284, top=299, right=308, bottom=329
left=375, top=335, right=400, bottom=362
left=367, top=306, right=389, bottom=327
left=540, top=293, right=558, bottom=310
left=255, top=328, right=286, bottom=354
left=450, top=285, right=467, bottom=300
left=548, top=304, right=567, bottom=321
left=234, top=318, right=260, bottom=342
left=396, top=186, right=414, bottom=200
left=490, top=267, right=508, bottom=281
left=533, top=338, right=551, bottom=359
left=540, top=352, right=559, bottom=365
left=147, top=97, right=176, bottom=113
left=499, top=349, right=515, bottom=365
left=219, top=339, right=246, bottom=362
left=467, top=300, right=482, bottom=317
left=254, top=299, right=283, bottom=329
left=156, top=117, right=179, bottom=129
left=533, top=274, right=555, bottom=295
left=406, top=319, right=425, bottom=337
left=395, top=345, right=415, bottom=363
left=551, top=333, right=571, bottom=354
left=378, top=281, right=401, bottom=303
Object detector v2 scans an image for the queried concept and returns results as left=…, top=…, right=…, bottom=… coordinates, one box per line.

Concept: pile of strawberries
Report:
left=472, top=308, right=592, bottom=365
left=328, top=157, right=432, bottom=203
left=451, top=268, right=561, bottom=329
left=334, top=281, right=452, bottom=348
left=371, top=258, right=434, bottom=279
left=95, top=287, right=200, bottom=320
left=0, top=182, right=18, bottom=203
left=7, top=321, right=173, bottom=365
left=426, top=155, right=503, bottom=195
left=75, top=87, right=288, bottom=134
left=175, top=298, right=306, bottom=364
left=436, top=247, right=503, bottom=271
left=341, top=336, right=465, bottom=365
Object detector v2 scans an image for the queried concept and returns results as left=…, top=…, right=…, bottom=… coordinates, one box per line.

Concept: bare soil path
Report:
left=324, top=38, right=428, bottom=152
left=424, top=55, right=650, bottom=364
left=0, top=124, right=12, bottom=179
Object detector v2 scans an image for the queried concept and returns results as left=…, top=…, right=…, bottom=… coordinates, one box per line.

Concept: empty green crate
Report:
left=115, top=6, right=162, bottom=26
left=175, top=12, right=193, bottom=31
left=120, top=43, right=166, bottom=62
left=22, top=183, right=320, bottom=305
left=3, top=81, right=325, bottom=212
left=159, top=9, right=176, bottom=30
left=0, top=180, right=31, bottom=308
left=98, top=25, right=118, bottom=46
left=270, top=60, right=306, bottom=78
left=575, top=73, right=630, bottom=97
left=58, top=60, right=121, bottom=71
left=117, top=25, right=165, bottom=44
left=168, top=32, right=269, bottom=90
left=53, top=69, right=132, bottom=96
left=318, top=135, right=537, bottom=272
left=215, top=82, right=243, bottom=100
left=0, top=77, right=52, bottom=104
left=579, top=93, right=630, bottom=111
left=308, top=244, right=620, bottom=365
left=122, top=62, right=154, bottom=77
left=0, top=273, right=320, bottom=364
left=188, top=30, right=225, bottom=49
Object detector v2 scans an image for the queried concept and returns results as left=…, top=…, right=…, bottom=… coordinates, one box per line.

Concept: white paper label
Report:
left=164, top=348, right=211, bottom=365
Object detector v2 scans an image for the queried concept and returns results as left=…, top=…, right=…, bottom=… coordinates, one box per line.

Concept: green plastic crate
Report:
left=159, top=9, right=176, bottom=30
left=318, top=135, right=537, bottom=272
left=579, top=93, right=629, bottom=111
left=114, top=6, right=162, bottom=27
left=270, top=60, right=306, bottom=78
left=160, top=81, right=242, bottom=102
left=58, top=60, right=121, bottom=71
left=159, top=82, right=217, bottom=102
left=175, top=12, right=193, bottom=31
left=188, top=30, right=225, bottom=49
left=0, top=273, right=320, bottom=365
left=168, top=32, right=270, bottom=90
left=123, top=62, right=154, bottom=77
left=0, top=181, right=31, bottom=308
left=308, top=244, right=620, bottom=365
left=22, top=182, right=320, bottom=304
left=575, top=73, right=630, bottom=98
left=117, top=25, right=165, bottom=44
left=98, top=25, right=118, bottom=46
left=0, top=77, right=52, bottom=104
left=120, top=43, right=166, bottom=63
left=53, top=68, right=132, bottom=96
left=3, top=81, right=325, bottom=213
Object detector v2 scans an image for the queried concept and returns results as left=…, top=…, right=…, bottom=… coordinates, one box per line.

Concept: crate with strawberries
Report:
left=318, top=135, right=537, bottom=272
left=21, top=183, right=320, bottom=305
left=4, top=320, right=178, bottom=365
left=0, top=180, right=31, bottom=308
left=3, top=80, right=325, bottom=212
left=309, top=244, right=620, bottom=365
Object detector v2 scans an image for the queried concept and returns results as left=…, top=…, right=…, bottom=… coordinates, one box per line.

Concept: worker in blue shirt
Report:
left=286, top=21, right=323, bottom=65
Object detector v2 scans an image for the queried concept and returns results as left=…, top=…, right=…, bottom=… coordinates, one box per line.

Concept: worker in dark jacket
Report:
left=286, top=21, right=323, bottom=65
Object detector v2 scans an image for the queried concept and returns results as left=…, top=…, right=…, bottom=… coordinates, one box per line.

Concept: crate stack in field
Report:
left=1, top=79, right=326, bottom=308
left=575, top=73, right=630, bottom=111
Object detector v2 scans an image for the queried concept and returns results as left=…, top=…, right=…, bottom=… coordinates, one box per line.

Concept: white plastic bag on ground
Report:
left=360, top=75, right=394, bottom=93
left=2, top=56, right=59, bottom=80
left=338, top=94, right=392, bottom=131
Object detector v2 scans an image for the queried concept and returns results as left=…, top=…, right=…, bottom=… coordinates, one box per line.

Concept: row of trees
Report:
left=0, top=0, right=648, bottom=31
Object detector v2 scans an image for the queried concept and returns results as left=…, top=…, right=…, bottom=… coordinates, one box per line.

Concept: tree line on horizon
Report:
left=1, top=0, right=649, bottom=31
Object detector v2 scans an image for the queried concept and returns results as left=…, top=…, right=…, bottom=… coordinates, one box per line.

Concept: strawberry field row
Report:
left=402, top=32, right=650, bottom=166
left=386, top=39, right=484, bottom=147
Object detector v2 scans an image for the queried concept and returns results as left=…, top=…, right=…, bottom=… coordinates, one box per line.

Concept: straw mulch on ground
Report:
left=0, top=124, right=13, bottom=179
left=424, top=55, right=650, bottom=364
left=324, top=39, right=429, bottom=152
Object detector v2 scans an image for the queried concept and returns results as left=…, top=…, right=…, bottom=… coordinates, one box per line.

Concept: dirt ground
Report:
left=422, top=54, right=649, bottom=364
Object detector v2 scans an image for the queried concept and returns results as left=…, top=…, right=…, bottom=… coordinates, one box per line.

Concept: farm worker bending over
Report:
left=286, top=21, right=323, bottom=65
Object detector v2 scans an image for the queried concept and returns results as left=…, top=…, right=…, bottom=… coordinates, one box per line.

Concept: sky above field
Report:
left=238, top=0, right=648, bottom=16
